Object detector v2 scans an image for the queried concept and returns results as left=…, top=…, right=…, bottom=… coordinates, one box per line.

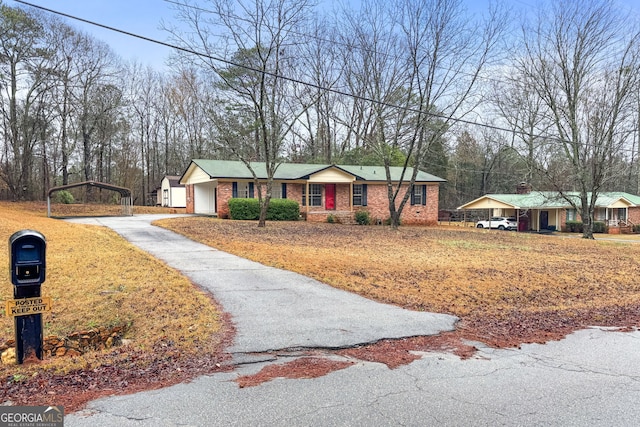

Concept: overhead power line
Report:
left=14, top=0, right=502, bottom=129
left=11, top=0, right=640, bottom=157
left=161, top=0, right=513, bottom=88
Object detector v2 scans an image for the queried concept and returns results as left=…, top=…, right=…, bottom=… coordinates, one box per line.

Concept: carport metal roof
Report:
left=47, top=181, right=132, bottom=217
left=48, top=181, right=131, bottom=198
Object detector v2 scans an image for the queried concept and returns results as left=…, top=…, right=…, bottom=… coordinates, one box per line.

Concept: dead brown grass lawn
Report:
left=156, top=217, right=640, bottom=347
left=0, top=203, right=227, bottom=410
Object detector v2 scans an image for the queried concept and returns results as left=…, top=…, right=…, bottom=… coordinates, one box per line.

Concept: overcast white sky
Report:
left=8, top=0, right=640, bottom=72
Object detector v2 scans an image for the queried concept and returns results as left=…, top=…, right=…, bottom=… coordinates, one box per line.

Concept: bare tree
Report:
left=0, top=5, right=49, bottom=200
left=45, top=17, right=86, bottom=187
left=292, top=18, right=342, bottom=163
left=340, top=0, right=507, bottom=228
left=72, top=34, right=121, bottom=190
left=515, top=0, right=640, bottom=238
left=169, top=0, right=317, bottom=227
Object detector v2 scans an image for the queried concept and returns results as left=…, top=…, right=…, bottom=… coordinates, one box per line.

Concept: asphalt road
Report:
left=63, top=215, right=640, bottom=426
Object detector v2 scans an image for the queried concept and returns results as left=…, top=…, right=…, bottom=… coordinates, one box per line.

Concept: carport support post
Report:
left=47, top=196, right=51, bottom=218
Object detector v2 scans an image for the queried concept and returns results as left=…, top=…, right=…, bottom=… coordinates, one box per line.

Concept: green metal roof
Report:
left=188, top=159, right=445, bottom=182
left=459, top=191, right=640, bottom=209
left=337, top=165, right=445, bottom=182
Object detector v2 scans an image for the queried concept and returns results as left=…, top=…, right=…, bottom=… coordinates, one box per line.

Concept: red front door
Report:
left=325, top=184, right=336, bottom=210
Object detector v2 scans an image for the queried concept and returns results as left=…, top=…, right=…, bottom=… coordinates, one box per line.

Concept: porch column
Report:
left=626, top=207, right=629, bottom=224
left=350, top=182, right=353, bottom=211
left=306, top=181, right=310, bottom=215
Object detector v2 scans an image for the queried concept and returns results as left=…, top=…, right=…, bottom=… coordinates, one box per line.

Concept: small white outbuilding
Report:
left=159, top=175, right=186, bottom=208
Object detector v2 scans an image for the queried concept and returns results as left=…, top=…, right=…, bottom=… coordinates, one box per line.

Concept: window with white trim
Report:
left=271, top=184, right=282, bottom=199
left=237, top=182, right=250, bottom=198
left=303, top=184, right=322, bottom=206
left=310, top=184, right=322, bottom=206
left=410, top=184, right=427, bottom=206
left=353, top=185, right=363, bottom=206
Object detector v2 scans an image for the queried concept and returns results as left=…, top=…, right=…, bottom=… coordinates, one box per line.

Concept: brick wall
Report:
left=186, top=184, right=194, bottom=214
left=365, top=183, right=439, bottom=225
left=629, top=207, right=640, bottom=224
left=217, top=182, right=233, bottom=219
left=202, top=180, right=441, bottom=225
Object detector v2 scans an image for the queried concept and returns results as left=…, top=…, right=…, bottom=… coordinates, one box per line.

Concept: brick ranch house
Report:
left=179, top=159, right=445, bottom=225
left=458, top=185, right=640, bottom=233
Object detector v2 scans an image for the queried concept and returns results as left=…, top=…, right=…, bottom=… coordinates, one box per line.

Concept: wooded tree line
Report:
left=1, top=0, right=640, bottom=231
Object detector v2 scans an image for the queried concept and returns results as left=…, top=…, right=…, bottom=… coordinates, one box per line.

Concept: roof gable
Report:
left=163, top=175, right=184, bottom=188
left=308, top=166, right=355, bottom=183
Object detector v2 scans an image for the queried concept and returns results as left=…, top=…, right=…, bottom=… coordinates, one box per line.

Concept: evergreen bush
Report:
left=592, top=221, right=607, bottom=233
left=565, top=221, right=583, bottom=233
left=229, top=198, right=299, bottom=221
left=55, top=190, right=74, bottom=204
left=266, top=199, right=299, bottom=221
left=354, top=210, right=371, bottom=225
left=228, top=198, right=260, bottom=220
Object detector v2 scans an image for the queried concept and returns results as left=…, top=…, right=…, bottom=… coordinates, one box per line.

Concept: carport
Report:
left=457, top=194, right=561, bottom=232
left=47, top=181, right=133, bottom=217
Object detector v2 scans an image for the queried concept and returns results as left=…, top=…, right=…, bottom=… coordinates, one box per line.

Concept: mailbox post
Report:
left=8, top=230, right=46, bottom=364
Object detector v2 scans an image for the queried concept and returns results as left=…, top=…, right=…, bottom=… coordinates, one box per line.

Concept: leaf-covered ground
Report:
left=0, top=203, right=229, bottom=412
left=156, top=217, right=640, bottom=347
left=3, top=204, right=640, bottom=411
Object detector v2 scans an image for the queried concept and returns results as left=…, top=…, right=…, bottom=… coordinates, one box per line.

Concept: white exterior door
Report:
left=194, top=182, right=217, bottom=215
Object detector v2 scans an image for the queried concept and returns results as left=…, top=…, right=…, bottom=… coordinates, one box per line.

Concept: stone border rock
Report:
left=0, top=324, right=129, bottom=364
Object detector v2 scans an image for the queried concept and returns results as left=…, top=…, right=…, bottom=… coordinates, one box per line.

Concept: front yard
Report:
left=2, top=204, right=639, bottom=410
left=156, top=217, right=640, bottom=347
left=0, top=203, right=228, bottom=411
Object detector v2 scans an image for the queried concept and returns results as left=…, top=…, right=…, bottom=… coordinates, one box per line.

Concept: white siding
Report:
left=182, top=165, right=213, bottom=184
left=160, top=177, right=187, bottom=208
left=308, top=168, right=354, bottom=183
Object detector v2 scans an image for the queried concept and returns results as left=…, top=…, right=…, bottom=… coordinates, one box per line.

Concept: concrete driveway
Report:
left=63, top=215, right=640, bottom=426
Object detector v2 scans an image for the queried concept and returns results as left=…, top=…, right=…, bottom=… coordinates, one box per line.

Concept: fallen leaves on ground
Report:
left=157, top=217, right=640, bottom=348
left=0, top=203, right=228, bottom=412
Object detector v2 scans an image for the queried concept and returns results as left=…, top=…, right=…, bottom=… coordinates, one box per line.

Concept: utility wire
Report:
left=11, top=0, right=640, bottom=157
left=162, top=0, right=513, bottom=88
left=14, top=0, right=510, bottom=133
left=16, top=0, right=525, bottom=140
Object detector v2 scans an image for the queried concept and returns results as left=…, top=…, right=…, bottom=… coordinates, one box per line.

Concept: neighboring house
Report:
left=159, top=175, right=187, bottom=208
left=458, top=185, right=640, bottom=233
left=179, top=159, right=445, bottom=225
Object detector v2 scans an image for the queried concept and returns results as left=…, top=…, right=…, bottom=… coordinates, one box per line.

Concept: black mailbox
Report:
left=9, top=230, right=46, bottom=287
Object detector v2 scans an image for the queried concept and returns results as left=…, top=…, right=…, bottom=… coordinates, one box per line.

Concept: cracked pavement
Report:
left=63, top=216, right=640, bottom=426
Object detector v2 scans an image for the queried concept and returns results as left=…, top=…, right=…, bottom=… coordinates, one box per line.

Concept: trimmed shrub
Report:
left=266, top=199, right=299, bottom=221
left=327, top=214, right=336, bottom=223
left=354, top=210, right=371, bottom=225
left=565, top=221, right=583, bottom=233
left=228, top=198, right=260, bottom=220
left=228, top=198, right=300, bottom=221
left=633, top=224, right=640, bottom=233
left=55, top=190, right=75, bottom=204
left=592, top=221, right=607, bottom=233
